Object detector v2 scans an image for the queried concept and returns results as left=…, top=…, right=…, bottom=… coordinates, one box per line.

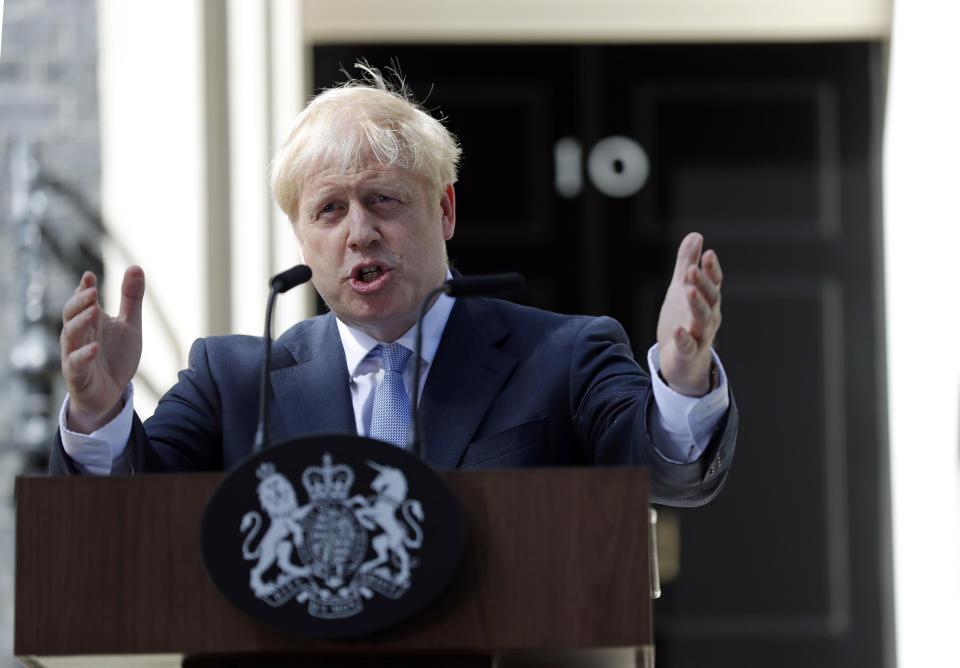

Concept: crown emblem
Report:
left=302, top=453, right=354, bottom=501
left=255, top=461, right=277, bottom=480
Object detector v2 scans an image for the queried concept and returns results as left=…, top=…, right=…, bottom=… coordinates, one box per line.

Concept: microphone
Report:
left=253, top=264, right=312, bottom=452
left=443, top=273, right=526, bottom=298
left=271, top=264, right=312, bottom=293
left=407, top=272, right=527, bottom=460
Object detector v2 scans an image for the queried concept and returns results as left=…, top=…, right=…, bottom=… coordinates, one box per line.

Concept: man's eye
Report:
left=313, top=202, right=336, bottom=219
left=376, top=194, right=394, bottom=203
left=310, top=202, right=339, bottom=223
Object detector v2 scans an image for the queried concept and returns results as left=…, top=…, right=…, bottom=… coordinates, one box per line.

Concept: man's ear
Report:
left=440, top=184, right=456, bottom=241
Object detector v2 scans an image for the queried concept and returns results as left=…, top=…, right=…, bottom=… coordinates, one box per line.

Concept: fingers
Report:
left=688, top=278, right=724, bottom=336
left=671, top=326, right=698, bottom=357
left=118, top=265, right=145, bottom=328
left=702, top=249, right=723, bottom=286
left=673, top=232, right=703, bottom=281
left=673, top=233, right=722, bottom=283
left=60, top=338, right=101, bottom=412
left=687, top=284, right=713, bottom=323
left=74, top=270, right=96, bottom=293
left=677, top=243, right=723, bottom=344
left=62, top=274, right=100, bottom=392
left=61, top=298, right=99, bottom=348
left=658, top=234, right=724, bottom=396
left=62, top=283, right=98, bottom=323
left=685, top=264, right=720, bottom=308
left=673, top=233, right=721, bottom=296
left=62, top=341, right=99, bottom=378
left=65, top=271, right=98, bottom=320
left=62, top=266, right=144, bottom=339
left=676, top=235, right=722, bottom=318
left=61, top=278, right=102, bottom=356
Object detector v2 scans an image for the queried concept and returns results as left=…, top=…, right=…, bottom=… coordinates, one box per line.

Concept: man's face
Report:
left=293, top=159, right=455, bottom=342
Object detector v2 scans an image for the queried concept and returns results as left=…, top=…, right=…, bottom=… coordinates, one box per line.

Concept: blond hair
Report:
left=269, top=63, right=461, bottom=222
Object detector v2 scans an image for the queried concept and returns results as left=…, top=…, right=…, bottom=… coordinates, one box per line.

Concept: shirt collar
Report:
left=336, top=279, right=456, bottom=377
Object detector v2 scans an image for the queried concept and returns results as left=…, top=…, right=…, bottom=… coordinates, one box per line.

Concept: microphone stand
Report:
left=252, top=264, right=312, bottom=453
left=406, top=273, right=525, bottom=461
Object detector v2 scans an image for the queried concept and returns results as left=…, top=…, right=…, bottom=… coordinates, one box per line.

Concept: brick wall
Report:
left=0, top=1, right=101, bottom=665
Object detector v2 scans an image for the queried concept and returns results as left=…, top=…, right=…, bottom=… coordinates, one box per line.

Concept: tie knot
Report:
left=372, top=343, right=411, bottom=373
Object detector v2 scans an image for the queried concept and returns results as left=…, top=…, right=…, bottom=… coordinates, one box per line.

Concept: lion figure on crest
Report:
left=241, top=468, right=311, bottom=596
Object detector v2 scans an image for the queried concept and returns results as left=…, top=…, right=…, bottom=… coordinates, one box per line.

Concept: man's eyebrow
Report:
left=363, top=179, right=415, bottom=198
left=361, top=175, right=405, bottom=189
left=301, top=191, right=330, bottom=208
left=301, top=174, right=414, bottom=203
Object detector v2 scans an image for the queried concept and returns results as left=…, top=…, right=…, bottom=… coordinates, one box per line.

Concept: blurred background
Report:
left=1, top=1, right=958, bottom=667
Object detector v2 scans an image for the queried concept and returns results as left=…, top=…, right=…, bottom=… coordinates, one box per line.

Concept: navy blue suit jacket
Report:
left=51, top=297, right=737, bottom=506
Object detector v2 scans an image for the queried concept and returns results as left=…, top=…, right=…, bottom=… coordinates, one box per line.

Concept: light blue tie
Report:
left=369, top=343, right=413, bottom=447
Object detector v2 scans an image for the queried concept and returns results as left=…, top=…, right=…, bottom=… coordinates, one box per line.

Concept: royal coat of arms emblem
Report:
left=201, top=434, right=464, bottom=638
left=240, top=453, right=424, bottom=619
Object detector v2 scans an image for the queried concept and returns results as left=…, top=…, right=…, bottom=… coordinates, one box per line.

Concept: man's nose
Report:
left=345, top=205, right=380, bottom=248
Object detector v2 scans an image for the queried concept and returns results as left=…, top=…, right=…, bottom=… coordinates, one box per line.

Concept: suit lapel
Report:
left=419, top=299, right=517, bottom=468
left=269, top=315, right=356, bottom=441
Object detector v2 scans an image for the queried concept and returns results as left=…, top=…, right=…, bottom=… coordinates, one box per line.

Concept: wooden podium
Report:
left=15, top=468, right=653, bottom=667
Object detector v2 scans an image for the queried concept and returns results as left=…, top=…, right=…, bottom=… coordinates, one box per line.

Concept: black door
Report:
left=313, top=42, right=893, bottom=668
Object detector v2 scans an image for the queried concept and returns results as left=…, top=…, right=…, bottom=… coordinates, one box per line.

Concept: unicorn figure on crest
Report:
left=348, top=461, right=424, bottom=584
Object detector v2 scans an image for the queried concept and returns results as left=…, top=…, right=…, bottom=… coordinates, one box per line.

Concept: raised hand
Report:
left=656, top=233, right=723, bottom=397
left=60, top=266, right=145, bottom=433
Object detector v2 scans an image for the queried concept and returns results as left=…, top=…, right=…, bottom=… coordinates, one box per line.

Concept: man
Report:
left=52, top=66, right=737, bottom=506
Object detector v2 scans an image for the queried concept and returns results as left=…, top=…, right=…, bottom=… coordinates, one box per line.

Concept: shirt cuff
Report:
left=646, top=344, right=730, bottom=464
left=59, top=383, right=135, bottom=475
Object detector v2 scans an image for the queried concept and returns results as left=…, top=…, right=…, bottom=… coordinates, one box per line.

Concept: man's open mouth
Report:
left=355, top=265, right=385, bottom=283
